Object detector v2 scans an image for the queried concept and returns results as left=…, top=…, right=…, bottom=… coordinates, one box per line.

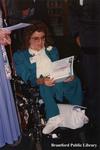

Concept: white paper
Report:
left=50, top=56, right=74, bottom=83
left=4, top=23, right=31, bottom=31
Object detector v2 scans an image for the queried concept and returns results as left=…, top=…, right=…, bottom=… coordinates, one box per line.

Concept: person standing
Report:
left=68, top=0, right=100, bottom=139
left=0, top=4, right=21, bottom=147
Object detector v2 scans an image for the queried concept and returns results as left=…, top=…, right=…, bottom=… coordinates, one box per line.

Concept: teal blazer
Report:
left=13, top=47, right=59, bottom=86
left=13, top=47, right=83, bottom=108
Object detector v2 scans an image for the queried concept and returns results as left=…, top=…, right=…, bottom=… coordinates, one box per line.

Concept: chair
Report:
left=12, top=76, right=46, bottom=149
left=12, top=75, right=88, bottom=149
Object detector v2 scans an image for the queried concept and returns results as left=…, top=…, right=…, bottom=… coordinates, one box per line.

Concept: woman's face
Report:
left=29, top=31, right=45, bottom=51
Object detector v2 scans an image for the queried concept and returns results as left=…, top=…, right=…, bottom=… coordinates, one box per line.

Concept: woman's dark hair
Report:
left=22, top=20, right=54, bottom=49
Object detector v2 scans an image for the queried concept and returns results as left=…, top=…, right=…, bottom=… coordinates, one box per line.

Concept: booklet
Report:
left=50, top=56, right=74, bottom=83
left=4, top=23, right=31, bottom=31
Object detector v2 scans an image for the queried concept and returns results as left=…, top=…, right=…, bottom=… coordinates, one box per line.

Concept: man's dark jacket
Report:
left=68, top=0, right=100, bottom=50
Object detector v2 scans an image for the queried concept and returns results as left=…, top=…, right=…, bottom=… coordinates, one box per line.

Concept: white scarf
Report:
left=29, top=48, right=53, bottom=78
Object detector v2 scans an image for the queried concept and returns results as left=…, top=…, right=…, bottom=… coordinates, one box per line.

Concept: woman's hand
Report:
left=75, top=36, right=81, bottom=47
left=44, top=77, right=55, bottom=86
left=0, top=28, right=11, bottom=45
left=37, top=77, right=44, bottom=85
left=37, top=76, right=55, bottom=86
left=64, top=75, right=75, bottom=83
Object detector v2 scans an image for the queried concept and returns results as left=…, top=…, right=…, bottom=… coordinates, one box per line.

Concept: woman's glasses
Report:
left=31, top=36, right=45, bottom=42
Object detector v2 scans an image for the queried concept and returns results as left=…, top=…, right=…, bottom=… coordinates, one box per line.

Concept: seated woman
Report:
left=13, top=20, right=83, bottom=134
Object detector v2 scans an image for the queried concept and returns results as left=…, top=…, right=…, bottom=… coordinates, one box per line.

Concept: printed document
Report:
left=50, top=56, right=74, bottom=83
left=4, top=23, right=31, bottom=31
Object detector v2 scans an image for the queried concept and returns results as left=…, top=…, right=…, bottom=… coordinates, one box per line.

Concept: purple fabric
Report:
left=0, top=46, right=20, bottom=147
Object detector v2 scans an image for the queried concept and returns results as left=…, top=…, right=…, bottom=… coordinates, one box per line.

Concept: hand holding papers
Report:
left=1, top=23, right=31, bottom=79
left=50, top=56, right=74, bottom=83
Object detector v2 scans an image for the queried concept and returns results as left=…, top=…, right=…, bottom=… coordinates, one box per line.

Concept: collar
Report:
left=28, top=47, right=45, bottom=56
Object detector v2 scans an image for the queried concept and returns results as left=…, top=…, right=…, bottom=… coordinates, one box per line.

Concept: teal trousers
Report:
left=39, top=77, right=83, bottom=119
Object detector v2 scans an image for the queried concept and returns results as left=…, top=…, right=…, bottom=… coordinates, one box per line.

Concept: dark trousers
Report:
left=79, top=50, right=100, bottom=130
